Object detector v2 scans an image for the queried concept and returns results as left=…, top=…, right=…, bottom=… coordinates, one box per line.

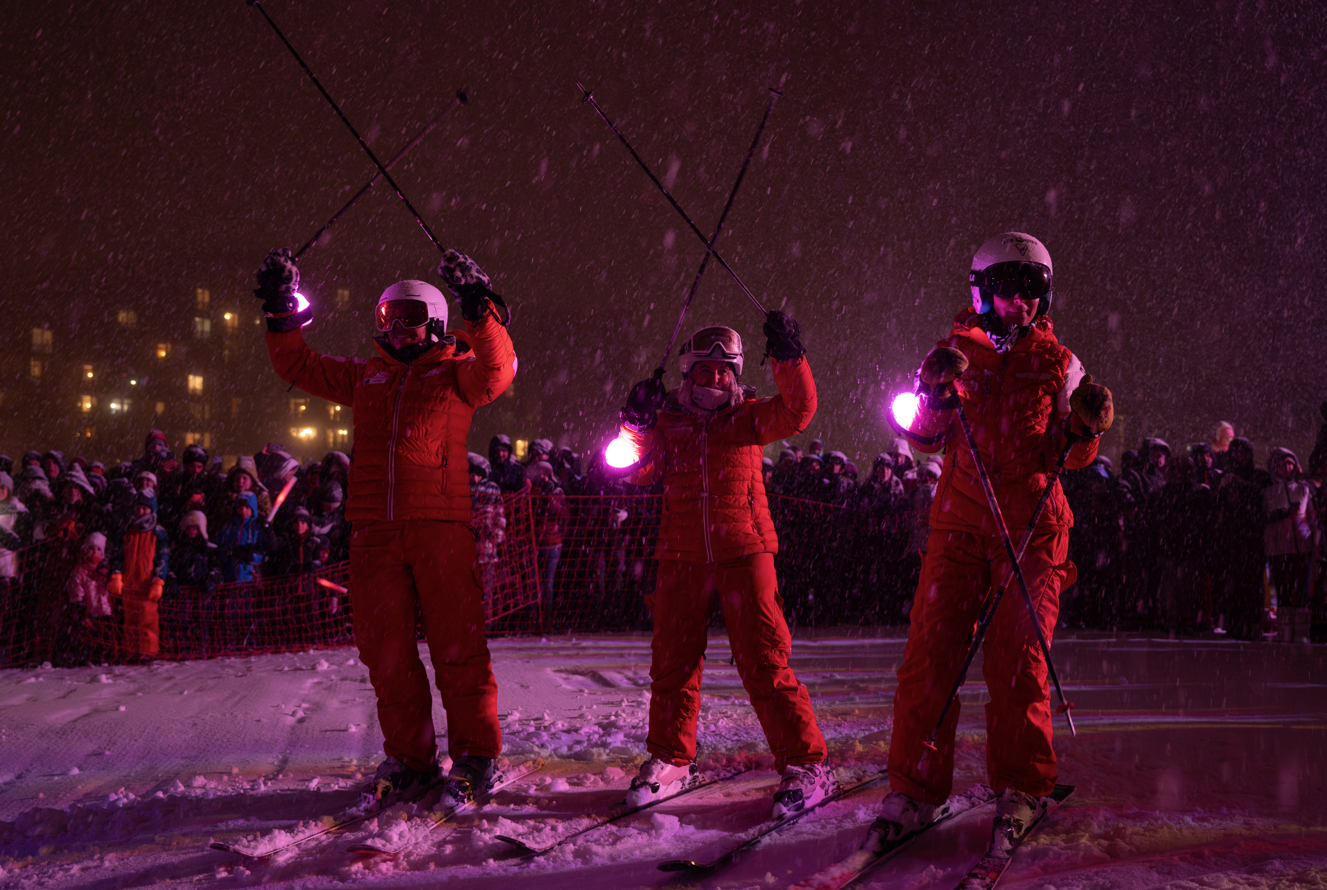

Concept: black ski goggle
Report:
left=970, top=262, right=1052, bottom=301
left=376, top=299, right=431, bottom=332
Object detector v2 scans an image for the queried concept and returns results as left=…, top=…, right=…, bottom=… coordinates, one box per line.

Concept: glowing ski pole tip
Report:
left=891, top=392, right=921, bottom=429
left=605, top=436, right=639, bottom=469
left=294, top=293, right=313, bottom=327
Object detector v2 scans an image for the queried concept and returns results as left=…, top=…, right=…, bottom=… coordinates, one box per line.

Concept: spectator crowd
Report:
left=2, top=409, right=1325, bottom=669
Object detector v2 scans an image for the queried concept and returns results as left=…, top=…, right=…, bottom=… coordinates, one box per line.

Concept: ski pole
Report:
left=295, top=90, right=468, bottom=258
left=918, top=424, right=1082, bottom=767
left=248, top=0, right=445, bottom=254
left=655, top=87, right=779, bottom=372
left=576, top=82, right=768, bottom=319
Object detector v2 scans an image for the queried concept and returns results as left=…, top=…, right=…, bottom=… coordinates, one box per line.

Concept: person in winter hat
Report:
left=132, top=429, right=172, bottom=479
left=269, top=506, right=319, bottom=576
left=171, top=510, right=220, bottom=656
left=616, top=313, right=834, bottom=818
left=216, top=491, right=269, bottom=584
left=309, top=480, right=349, bottom=563
left=108, top=492, right=170, bottom=662
left=486, top=434, right=525, bottom=493
left=0, top=471, right=27, bottom=583
left=882, top=233, right=1111, bottom=847
left=59, top=531, right=115, bottom=666
left=1264, top=447, right=1315, bottom=641
left=468, top=452, right=505, bottom=602
left=255, top=242, right=515, bottom=812
left=42, top=450, right=66, bottom=484
left=527, top=438, right=554, bottom=464
left=1213, top=438, right=1266, bottom=640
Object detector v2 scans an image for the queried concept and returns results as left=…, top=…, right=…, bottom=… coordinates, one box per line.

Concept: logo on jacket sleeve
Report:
left=364, top=371, right=391, bottom=385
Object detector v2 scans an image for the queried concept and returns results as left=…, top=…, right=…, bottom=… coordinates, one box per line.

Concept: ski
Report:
left=952, top=784, right=1074, bottom=890
left=786, top=784, right=996, bottom=890
left=657, top=769, right=888, bottom=877
left=495, top=765, right=752, bottom=857
left=346, top=758, right=546, bottom=857
left=210, top=797, right=394, bottom=861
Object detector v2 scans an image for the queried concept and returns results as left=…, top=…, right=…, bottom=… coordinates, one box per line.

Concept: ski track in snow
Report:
left=0, top=632, right=1324, bottom=889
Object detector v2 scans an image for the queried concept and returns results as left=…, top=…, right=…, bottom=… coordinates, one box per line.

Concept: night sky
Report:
left=4, top=1, right=1325, bottom=465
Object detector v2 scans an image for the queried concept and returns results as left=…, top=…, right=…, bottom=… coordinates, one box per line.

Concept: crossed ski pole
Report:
left=295, top=90, right=468, bottom=258
left=576, top=82, right=770, bottom=322
left=249, top=0, right=446, bottom=256
left=918, top=412, right=1089, bottom=768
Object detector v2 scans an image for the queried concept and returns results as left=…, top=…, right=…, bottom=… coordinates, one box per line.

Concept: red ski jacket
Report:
left=905, top=309, right=1098, bottom=537
left=267, top=316, right=516, bottom=525
left=623, top=357, right=816, bottom=563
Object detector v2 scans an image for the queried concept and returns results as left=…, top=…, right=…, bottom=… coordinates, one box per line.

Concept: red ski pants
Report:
left=349, top=520, right=500, bottom=772
left=887, top=527, right=1074, bottom=805
left=646, top=553, right=827, bottom=772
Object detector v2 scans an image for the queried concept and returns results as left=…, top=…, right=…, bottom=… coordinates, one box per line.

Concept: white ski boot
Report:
left=870, top=790, right=938, bottom=846
left=772, top=761, right=838, bottom=818
left=991, top=788, right=1049, bottom=854
left=625, top=757, right=697, bottom=807
left=436, top=755, right=497, bottom=812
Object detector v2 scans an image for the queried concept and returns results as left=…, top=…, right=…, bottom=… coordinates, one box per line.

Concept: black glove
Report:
left=456, top=282, right=507, bottom=324
left=621, top=371, right=667, bottom=432
left=916, top=346, right=967, bottom=409
left=254, top=248, right=300, bottom=314
left=763, top=310, right=805, bottom=362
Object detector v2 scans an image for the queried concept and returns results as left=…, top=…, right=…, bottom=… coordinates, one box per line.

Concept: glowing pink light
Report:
left=891, top=392, right=920, bottom=429
left=295, top=292, right=310, bottom=312
left=605, top=436, right=640, bottom=469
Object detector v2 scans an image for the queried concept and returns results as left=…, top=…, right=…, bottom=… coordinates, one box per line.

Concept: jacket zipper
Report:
left=699, top=420, right=714, bottom=563
left=387, top=369, right=408, bottom=520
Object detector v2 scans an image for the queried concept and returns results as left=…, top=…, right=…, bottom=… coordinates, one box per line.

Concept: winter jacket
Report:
left=267, top=315, right=516, bottom=524
left=67, top=562, right=113, bottom=617
left=469, top=477, right=506, bottom=563
left=110, top=524, right=170, bottom=589
left=487, top=435, right=527, bottom=493
left=215, top=494, right=269, bottom=583
left=623, top=355, right=816, bottom=563
left=904, top=309, right=1098, bottom=537
left=526, top=463, right=567, bottom=548
left=171, top=535, right=221, bottom=589
left=1263, top=448, right=1315, bottom=556
left=0, top=494, right=27, bottom=579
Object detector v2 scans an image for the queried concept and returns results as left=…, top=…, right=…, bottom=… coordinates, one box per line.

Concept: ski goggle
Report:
left=970, top=262, right=1052, bottom=301
left=684, top=326, right=743, bottom=361
left=375, top=299, right=431, bottom=332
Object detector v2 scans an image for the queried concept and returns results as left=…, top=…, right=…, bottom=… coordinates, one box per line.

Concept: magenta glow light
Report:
left=605, top=436, right=640, bottom=469
left=891, top=392, right=921, bottom=429
left=294, top=293, right=313, bottom=327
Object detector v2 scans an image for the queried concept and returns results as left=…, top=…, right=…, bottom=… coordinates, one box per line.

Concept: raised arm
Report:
left=437, top=249, right=516, bottom=407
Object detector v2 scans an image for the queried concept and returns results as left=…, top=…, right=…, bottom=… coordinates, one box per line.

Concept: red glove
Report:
left=148, top=577, right=165, bottom=602
left=107, top=573, right=123, bottom=597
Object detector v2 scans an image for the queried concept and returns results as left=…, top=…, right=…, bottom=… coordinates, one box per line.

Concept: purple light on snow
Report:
left=891, top=392, right=920, bottom=429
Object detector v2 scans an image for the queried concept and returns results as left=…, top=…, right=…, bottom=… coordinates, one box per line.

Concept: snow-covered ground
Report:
left=2, top=632, right=1325, bottom=889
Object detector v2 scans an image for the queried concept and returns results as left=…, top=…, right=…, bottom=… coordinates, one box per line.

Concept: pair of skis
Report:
left=210, top=758, right=545, bottom=862
left=790, top=784, right=1074, bottom=890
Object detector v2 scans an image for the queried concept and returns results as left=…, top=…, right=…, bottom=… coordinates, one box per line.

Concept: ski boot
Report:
left=436, top=755, right=497, bottom=812
left=357, top=755, right=441, bottom=812
left=625, top=757, right=697, bottom=807
left=991, top=788, right=1049, bottom=854
left=772, top=761, right=838, bottom=818
left=863, top=791, right=938, bottom=851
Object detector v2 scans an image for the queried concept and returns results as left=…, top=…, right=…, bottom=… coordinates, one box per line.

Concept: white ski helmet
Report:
left=679, top=325, right=744, bottom=377
left=375, top=279, right=449, bottom=333
left=968, top=232, right=1054, bottom=317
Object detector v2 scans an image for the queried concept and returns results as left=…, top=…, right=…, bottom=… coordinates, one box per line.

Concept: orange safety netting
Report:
left=0, top=492, right=928, bottom=667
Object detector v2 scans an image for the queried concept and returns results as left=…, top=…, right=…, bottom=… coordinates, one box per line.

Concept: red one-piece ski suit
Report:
left=888, top=308, right=1097, bottom=805
left=268, top=316, right=516, bottom=772
left=623, top=356, right=828, bottom=772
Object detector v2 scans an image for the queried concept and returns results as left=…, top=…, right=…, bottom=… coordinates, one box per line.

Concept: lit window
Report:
left=187, top=374, right=204, bottom=394
left=109, top=399, right=131, bottom=414
left=82, top=427, right=95, bottom=439
left=155, top=401, right=165, bottom=415
left=29, top=359, right=43, bottom=379
left=193, top=317, right=211, bottom=339
left=290, top=398, right=309, bottom=418
left=80, top=395, right=95, bottom=413
left=130, top=379, right=138, bottom=386
left=185, top=432, right=205, bottom=446
left=156, top=343, right=171, bottom=359
left=116, top=310, right=137, bottom=328
left=31, top=328, right=53, bottom=353
left=195, top=288, right=210, bottom=309
left=83, top=364, right=94, bottom=379
left=298, top=427, right=316, bottom=439
left=223, top=311, right=239, bottom=332
left=514, top=439, right=529, bottom=460
left=336, top=288, right=351, bottom=309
